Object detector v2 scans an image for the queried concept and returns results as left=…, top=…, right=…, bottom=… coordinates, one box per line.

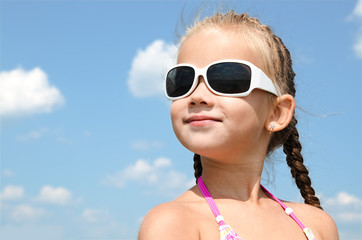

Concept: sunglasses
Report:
left=165, top=59, right=280, bottom=100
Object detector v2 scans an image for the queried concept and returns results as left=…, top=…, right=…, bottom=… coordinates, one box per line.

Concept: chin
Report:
left=185, top=143, right=229, bottom=159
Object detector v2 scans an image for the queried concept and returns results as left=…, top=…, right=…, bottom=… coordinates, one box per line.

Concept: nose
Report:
left=188, top=76, right=215, bottom=106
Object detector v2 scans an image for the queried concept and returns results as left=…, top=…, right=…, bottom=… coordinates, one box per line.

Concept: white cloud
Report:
left=0, top=67, right=65, bottom=117
left=131, top=140, right=164, bottom=151
left=335, top=192, right=361, bottom=206
left=10, top=204, right=46, bottom=222
left=325, top=191, right=362, bottom=207
left=56, top=136, right=73, bottom=144
left=16, top=127, right=49, bottom=141
left=2, top=169, right=16, bottom=177
left=83, top=130, right=92, bottom=137
left=127, top=40, right=177, bottom=98
left=0, top=185, right=24, bottom=201
left=154, top=157, right=171, bottom=168
left=82, top=208, right=110, bottom=223
left=354, top=35, right=362, bottom=58
left=0, top=224, right=65, bottom=240
left=76, top=219, right=129, bottom=239
left=324, top=191, right=362, bottom=223
left=352, top=0, right=362, bottom=17
left=338, top=212, right=362, bottom=222
left=350, top=0, right=362, bottom=58
left=82, top=209, right=100, bottom=223
left=103, top=157, right=193, bottom=194
left=36, top=185, right=73, bottom=205
left=16, top=127, right=74, bottom=144
left=162, top=170, right=194, bottom=190
left=103, top=159, right=159, bottom=187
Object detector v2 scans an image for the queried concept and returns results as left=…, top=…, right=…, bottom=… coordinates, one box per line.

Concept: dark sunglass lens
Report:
left=207, top=62, right=251, bottom=94
left=166, top=66, right=195, bottom=98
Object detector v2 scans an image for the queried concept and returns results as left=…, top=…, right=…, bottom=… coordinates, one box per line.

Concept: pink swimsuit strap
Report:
left=197, top=176, right=316, bottom=240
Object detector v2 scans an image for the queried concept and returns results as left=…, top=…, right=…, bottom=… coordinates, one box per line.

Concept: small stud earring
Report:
left=269, top=123, right=275, bottom=134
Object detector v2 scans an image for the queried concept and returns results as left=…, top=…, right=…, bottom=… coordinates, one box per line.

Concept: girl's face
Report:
left=170, top=28, right=273, bottom=161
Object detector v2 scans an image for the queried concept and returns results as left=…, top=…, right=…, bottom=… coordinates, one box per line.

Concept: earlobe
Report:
left=268, top=122, right=275, bottom=134
left=266, top=94, right=295, bottom=133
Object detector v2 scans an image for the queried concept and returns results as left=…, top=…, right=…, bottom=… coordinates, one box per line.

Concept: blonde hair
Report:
left=182, top=10, right=323, bottom=209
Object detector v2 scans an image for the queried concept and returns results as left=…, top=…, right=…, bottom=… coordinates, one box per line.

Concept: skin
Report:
left=138, top=28, right=339, bottom=240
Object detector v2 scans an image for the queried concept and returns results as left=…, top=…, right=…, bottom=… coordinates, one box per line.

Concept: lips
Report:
left=185, top=115, right=222, bottom=126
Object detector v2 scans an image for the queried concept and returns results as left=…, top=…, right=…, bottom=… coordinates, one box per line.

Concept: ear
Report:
left=265, top=94, right=295, bottom=133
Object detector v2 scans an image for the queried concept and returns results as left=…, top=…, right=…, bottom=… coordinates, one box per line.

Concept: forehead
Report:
left=177, top=28, right=264, bottom=70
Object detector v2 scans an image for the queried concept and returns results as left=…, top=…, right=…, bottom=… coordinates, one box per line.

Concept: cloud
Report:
left=36, top=185, right=73, bottom=205
left=325, top=191, right=362, bottom=207
left=82, top=209, right=101, bottom=223
left=354, top=37, right=362, bottom=58
left=131, top=140, right=164, bottom=151
left=349, top=0, right=362, bottom=58
left=153, top=157, right=171, bottom=168
left=76, top=218, right=129, bottom=239
left=10, top=204, right=46, bottom=222
left=103, top=157, right=193, bottom=194
left=83, top=130, right=92, bottom=137
left=0, top=224, right=65, bottom=240
left=127, top=40, right=177, bottom=98
left=0, top=185, right=24, bottom=201
left=0, top=67, right=65, bottom=117
left=2, top=169, right=16, bottom=177
left=162, top=170, right=194, bottom=190
left=16, top=127, right=49, bottom=141
left=56, top=136, right=73, bottom=144
left=82, top=208, right=110, bottom=223
left=324, top=191, right=362, bottom=223
left=103, top=158, right=167, bottom=187
left=337, top=212, right=362, bottom=222
left=352, top=0, right=362, bottom=17
left=16, top=127, right=74, bottom=144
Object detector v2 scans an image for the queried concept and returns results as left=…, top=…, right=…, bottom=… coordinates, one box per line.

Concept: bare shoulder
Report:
left=138, top=189, right=200, bottom=240
left=138, top=202, right=191, bottom=240
left=287, top=202, right=339, bottom=240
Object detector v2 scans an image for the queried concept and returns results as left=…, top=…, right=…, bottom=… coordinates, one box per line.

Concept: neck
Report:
left=200, top=154, right=265, bottom=203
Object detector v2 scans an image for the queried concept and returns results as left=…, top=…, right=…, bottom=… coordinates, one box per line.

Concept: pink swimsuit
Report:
left=197, top=177, right=316, bottom=240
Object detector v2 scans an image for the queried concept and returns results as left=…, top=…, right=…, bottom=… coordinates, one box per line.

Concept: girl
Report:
left=139, top=10, right=338, bottom=240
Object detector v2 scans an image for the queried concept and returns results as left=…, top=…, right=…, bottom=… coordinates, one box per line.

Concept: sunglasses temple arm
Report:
left=256, top=70, right=280, bottom=96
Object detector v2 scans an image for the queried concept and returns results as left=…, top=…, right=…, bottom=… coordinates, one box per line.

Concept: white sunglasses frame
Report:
left=165, top=59, right=280, bottom=100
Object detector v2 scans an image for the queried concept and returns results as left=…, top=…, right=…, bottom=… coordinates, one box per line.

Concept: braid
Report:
left=193, top=154, right=202, bottom=183
left=283, top=117, right=323, bottom=209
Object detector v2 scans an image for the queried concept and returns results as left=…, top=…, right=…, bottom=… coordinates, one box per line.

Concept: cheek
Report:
left=225, top=97, right=269, bottom=136
left=243, top=92, right=273, bottom=124
left=170, top=102, right=179, bottom=123
left=170, top=101, right=183, bottom=135
left=227, top=107, right=261, bottom=135
left=169, top=101, right=196, bottom=151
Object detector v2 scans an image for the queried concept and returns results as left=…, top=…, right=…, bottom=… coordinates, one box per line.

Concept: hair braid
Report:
left=193, top=154, right=202, bottom=183
left=283, top=117, right=323, bottom=209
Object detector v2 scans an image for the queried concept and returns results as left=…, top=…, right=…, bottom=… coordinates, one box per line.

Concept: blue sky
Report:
left=0, top=0, right=361, bottom=239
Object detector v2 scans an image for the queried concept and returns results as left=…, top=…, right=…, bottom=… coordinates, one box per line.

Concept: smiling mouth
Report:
left=185, top=116, right=222, bottom=127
